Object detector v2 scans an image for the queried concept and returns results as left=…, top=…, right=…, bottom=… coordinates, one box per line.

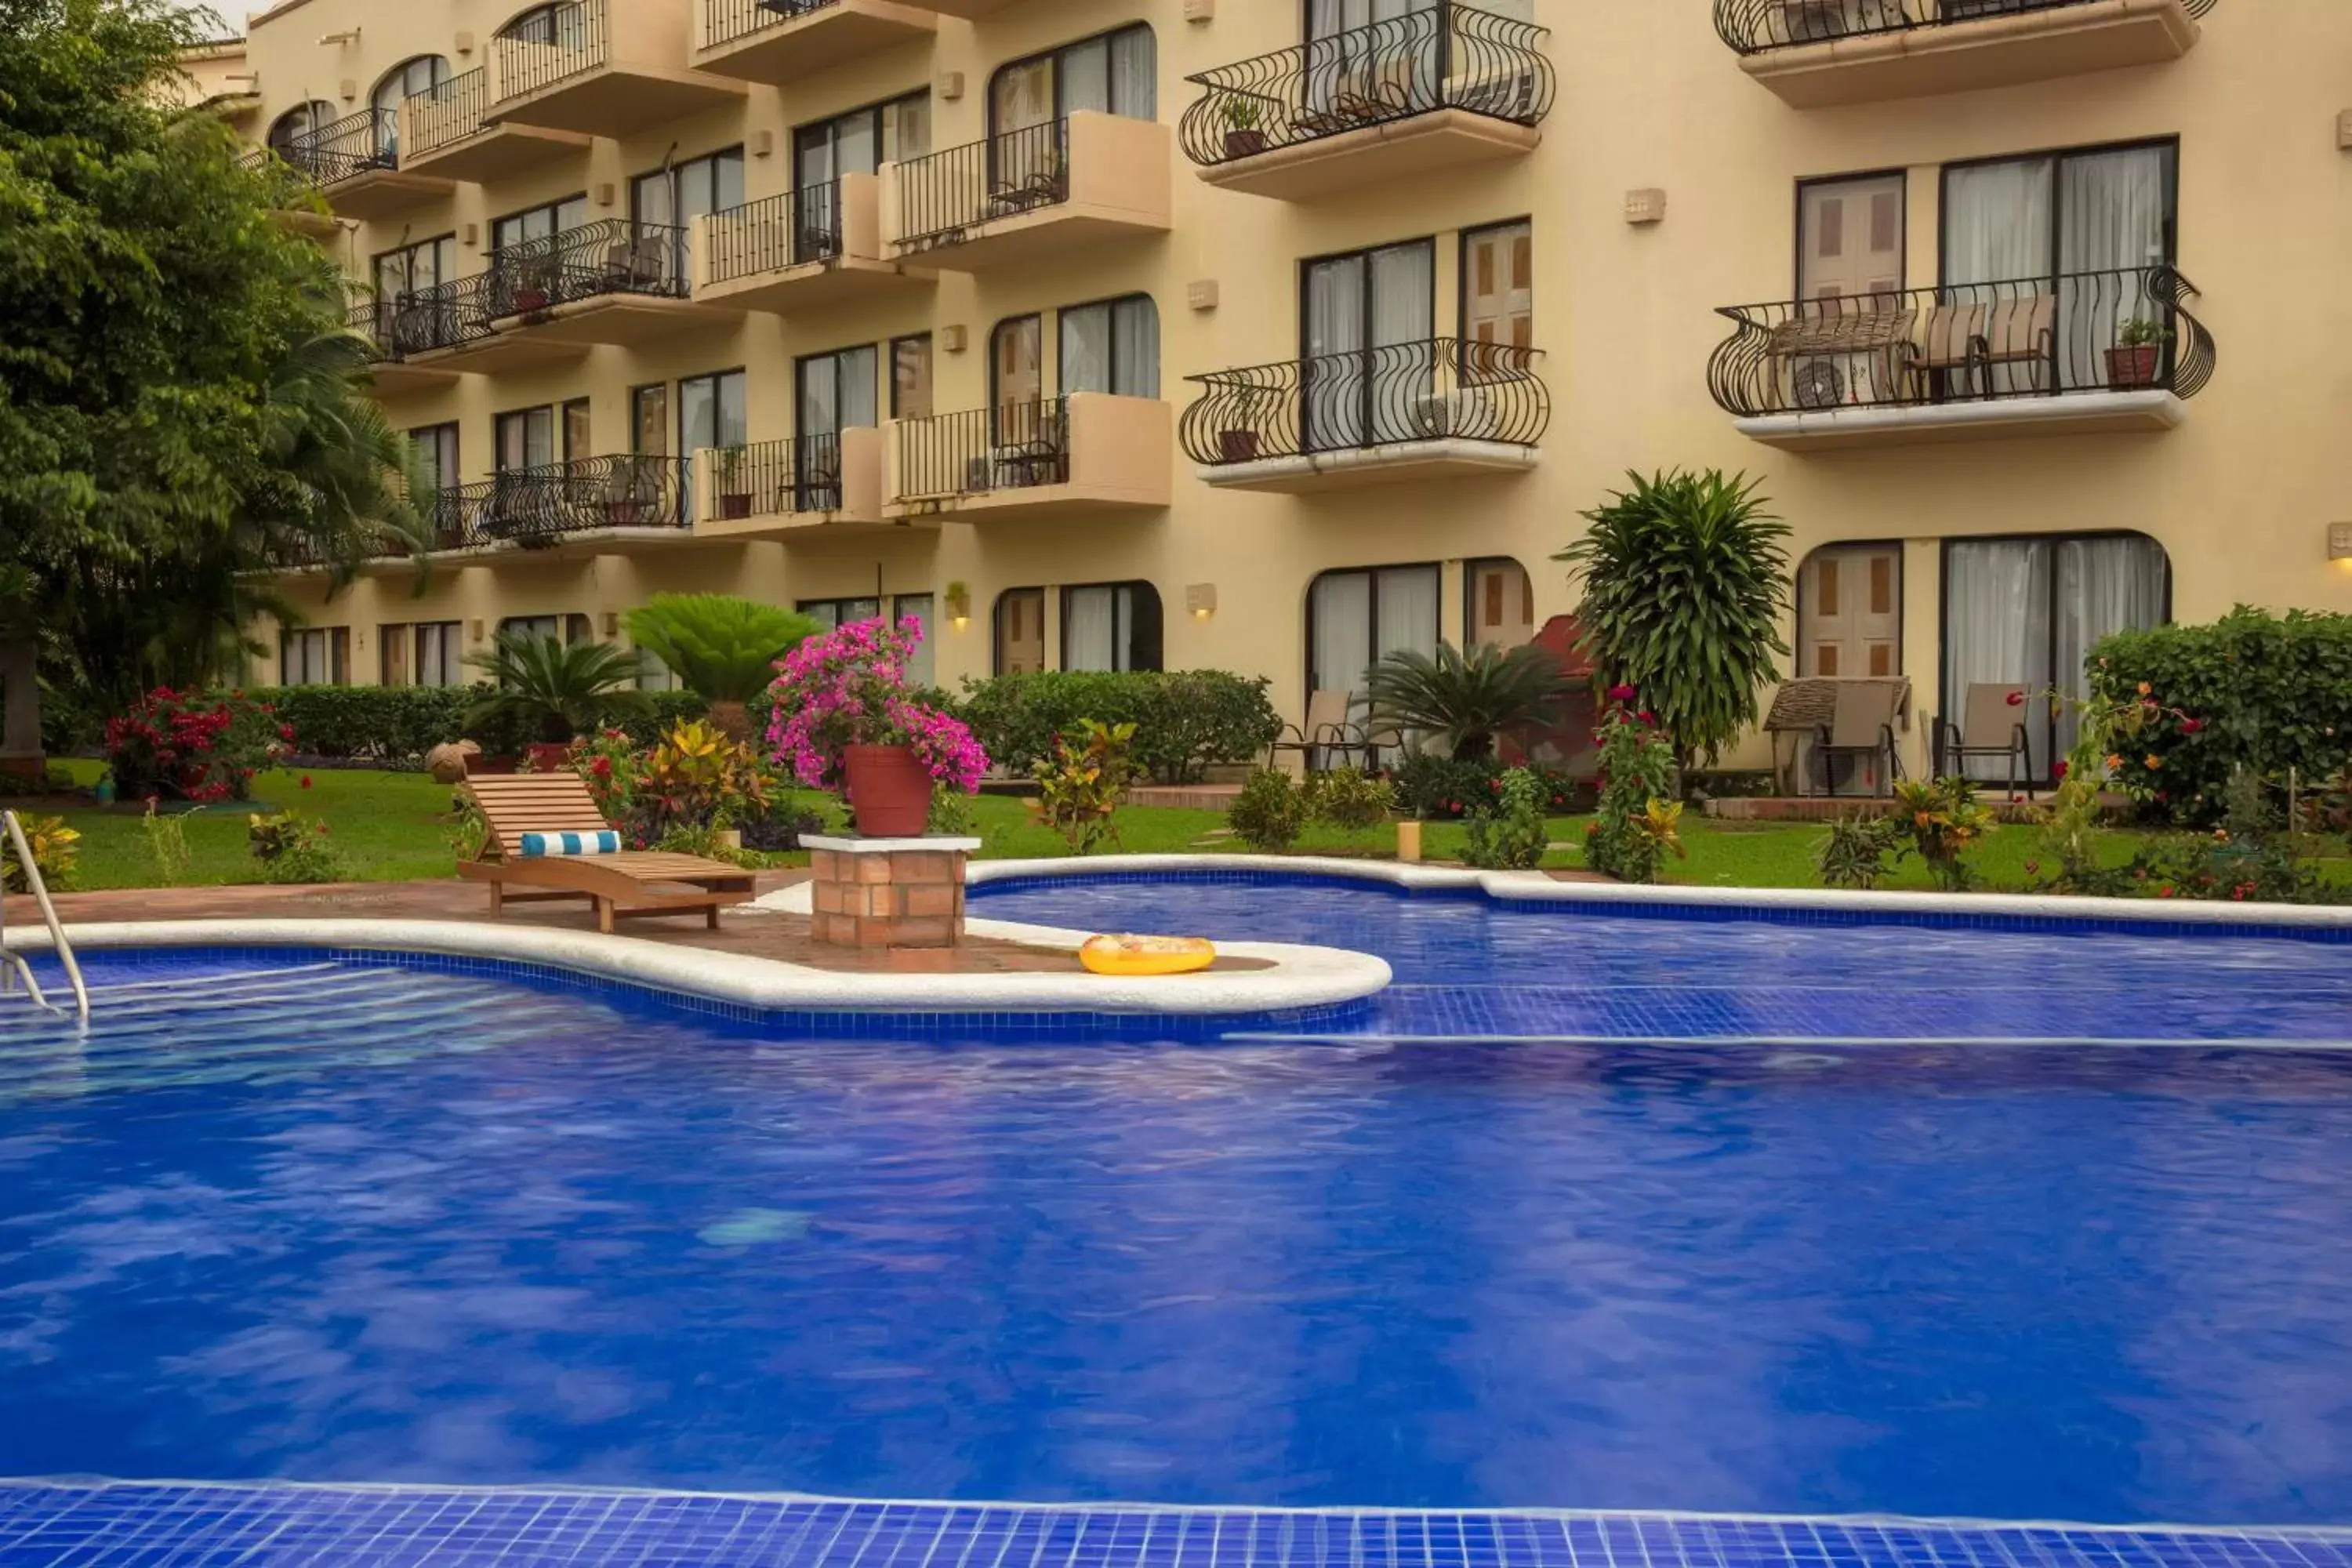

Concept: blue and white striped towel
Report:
left=518, top=830, right=623, bottom=858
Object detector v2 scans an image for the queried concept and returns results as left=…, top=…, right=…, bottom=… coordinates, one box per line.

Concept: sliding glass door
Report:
left=1303, top=240, right=1433, bottom=452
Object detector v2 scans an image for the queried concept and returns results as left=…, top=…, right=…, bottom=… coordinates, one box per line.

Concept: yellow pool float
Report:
left=1079, top=933, right=1217, bottom=977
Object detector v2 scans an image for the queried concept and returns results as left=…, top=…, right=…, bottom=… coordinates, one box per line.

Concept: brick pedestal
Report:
left=804, top=836, right=982, bottom=950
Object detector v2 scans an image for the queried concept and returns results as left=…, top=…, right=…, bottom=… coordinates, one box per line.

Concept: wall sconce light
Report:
left=1185, top=583, right=1217, bottom=620
left=751, top=129, right=774, bottom=158
left=941, top=324, right=968, bottom=354
left=1624, top=187, right=1667, bottom=225
left=467, top=619, right=486, bottom=644
left=2329, top=522, right=2352, bottom=561
left=601, top=611, right=620, bottom=637
left=593, top=182, right=616, bottom=208
left=946, top=581, right=972, bottom=628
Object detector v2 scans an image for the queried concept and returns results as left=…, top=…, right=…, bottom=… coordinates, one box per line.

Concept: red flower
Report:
left=299, top=775, right=313, bottom=789
left=2005, top=690, right=2024, bottom=707
left=1606, top=684, right=1637, bottom=702
left=2180, top=718, right=2205, bottom=735
left=2054, top=760, right=2070, bottom=780
left=279, top=724, right=296, bottom=742
left=1636, top=710, right=1655, bottom=725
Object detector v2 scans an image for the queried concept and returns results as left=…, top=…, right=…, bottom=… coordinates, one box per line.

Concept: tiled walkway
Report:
left=0, top=1485, right=2346, bottom=1568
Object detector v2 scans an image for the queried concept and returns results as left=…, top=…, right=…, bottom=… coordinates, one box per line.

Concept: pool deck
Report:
left=0, top=1483, right=2345, bottom=1568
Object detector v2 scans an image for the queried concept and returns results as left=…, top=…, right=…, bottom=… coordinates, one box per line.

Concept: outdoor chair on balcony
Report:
left=1903, top=302, right=1987, bottom=402
left=1808, top=679, right=1909, bottom=797
left=1975, top=293, right=2056, bottom=394
left=1937, top=683, right=2035, bottom=798
left=1267, top=689, right=1363, bottom=771
left=604, top=235, right=672, bottom=292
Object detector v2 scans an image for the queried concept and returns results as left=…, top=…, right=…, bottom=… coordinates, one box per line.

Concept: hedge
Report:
left=2089, top=606, right=2352, bottom=824
left=956, top=670, right=1282, bottom=785
left=256, top=684, right=710, bottom=766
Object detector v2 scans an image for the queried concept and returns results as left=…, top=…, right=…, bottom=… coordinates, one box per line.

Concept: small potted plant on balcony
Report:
left=1221, top=96, right=1269, bottom=160
left=2106, top=316, right=2171, bottom=390
left=713, top=445, right=753, bottom=521
left=601, top=453, right=658, bottom=527
left=506, top=253, right=559, bottom=315
left=1216, top=383, right=1267, bottom=465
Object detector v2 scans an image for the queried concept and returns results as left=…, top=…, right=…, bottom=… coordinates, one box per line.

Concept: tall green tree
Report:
left=1555, top=470, right=1794, bottom=768
left=0, top=0, right=426, bottom=764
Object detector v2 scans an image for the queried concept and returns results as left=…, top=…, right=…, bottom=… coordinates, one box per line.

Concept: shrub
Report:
left=2088, top=607, right=2352, bottom=826
left=260, top=684, right=704, bottom=764
left=247, top=809, right=347, bottom=884
left=464, top=633, right=651, bottom=745
left=1029, top=719, right=1139, bottom=855
left=1890, top=776, right=1998, bottom=891
left=1585, top=695, right=1678, bottom=883
left=1, top=813, right=78, bottom=893
left=1462, top=768, right=1550, bottom=870
left=924, top=786, right=976, bottom=837
left=1363, top=641, right=1576, bottom=762
left=1393, top=754, right=1588, bottom=821
left=1558, top=469, right=1793, bottom=766
left=631, top=720, right=770, bottom=838
left=138, top=799, right=192, bottom=887
left=956, top=670, right=1280, bottom=785
left=1816, top=813, right=1906, bottom=891
left=106, top=688, right=288, bottom=802
left=622, top=595, right=821, bottom=739
left=1305, top=768, right=1396, bottom=830
left=1228, top=768, right=1305, bottom=852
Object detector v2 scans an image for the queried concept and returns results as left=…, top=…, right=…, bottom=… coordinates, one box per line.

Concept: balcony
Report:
left=281, top=108, right=456, bottom=220
left=1706, top=265, right=2214, bottom=451
left=241, top=148, right=340, bottom=238
left=886, top=114, right=1172, bottom=270
left=1181, top=5, right=1551, bottom=201
left=489, top=0, right=745, bottom=139
left=693, top=0, right=936, bottom=85
left=695, top=430, right=906, bottom=539
left=382, top=274, right=587, bottom=375
left=468, top=458, right=697, bottom=554
left=401, top=68, right=590, bottom=183
left=698, top=177, right=931, bottom=313
left=348, top=299, right=463, bottom=396
left=1184, top=339, right=1548, bottom=492
left=485, top=220, right=739, bottom=347
left=1715, top=0, right=2214, bottom=108
left=887, top=0, right=1021, bottom=14
left=887, top=396, right=1171, bottom=520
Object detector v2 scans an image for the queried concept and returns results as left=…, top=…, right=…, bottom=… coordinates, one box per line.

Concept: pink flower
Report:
left=1607, top=684, right=1637, bottom=702
left=2180, top=718, right=2205, bottom=735
left=2054, top=760, right=2070, bottom=780
left=2005, top=690, right=2024, bottom=707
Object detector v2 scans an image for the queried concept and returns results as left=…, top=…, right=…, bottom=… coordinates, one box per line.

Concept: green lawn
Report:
left=9, top=761, right=2342, bottom=895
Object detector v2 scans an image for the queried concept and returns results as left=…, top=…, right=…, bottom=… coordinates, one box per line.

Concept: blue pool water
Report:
left=1, top=888, right=2350, bottom=1526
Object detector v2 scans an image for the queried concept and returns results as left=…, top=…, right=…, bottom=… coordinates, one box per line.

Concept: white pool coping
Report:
left=963, top=854, right=2352, bottom=932
left=1, top=912, right=1392, bottom=1021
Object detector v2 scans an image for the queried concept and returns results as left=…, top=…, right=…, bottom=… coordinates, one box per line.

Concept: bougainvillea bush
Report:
left=105, top=688, right=290, bottom=802
left=766, top=617, right=987, bottom=795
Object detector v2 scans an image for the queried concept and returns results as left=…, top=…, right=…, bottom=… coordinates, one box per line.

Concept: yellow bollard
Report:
left=1396, top=819, right=1423, bottom=864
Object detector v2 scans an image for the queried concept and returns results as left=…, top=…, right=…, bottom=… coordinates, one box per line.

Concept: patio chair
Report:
left=1808, top=680, right=1907, bottom=797
left=1904, top=301, right=1987, bottom=401
left=1937, top=682, right=2034, bottom=798
left=1267, top=689, right=1363, bottom=771
left=1978, top=292, right=2056, bottom=392
left=457, top=771, right=757, bottom=935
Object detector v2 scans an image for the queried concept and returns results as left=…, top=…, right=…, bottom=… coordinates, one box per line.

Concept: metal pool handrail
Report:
left=2, top=807, right=89, bottom=1023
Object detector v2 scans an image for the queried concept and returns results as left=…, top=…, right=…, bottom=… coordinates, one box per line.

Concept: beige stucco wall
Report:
left=242, top=0, right=2352, bottom=772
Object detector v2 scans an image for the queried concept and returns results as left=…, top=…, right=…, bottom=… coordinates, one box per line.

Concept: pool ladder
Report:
left=1, top=808, right=89, bottom=1024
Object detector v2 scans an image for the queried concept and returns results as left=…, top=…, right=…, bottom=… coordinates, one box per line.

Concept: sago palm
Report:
left=1556, top=469, right=1793, bottom=768
left=463, top=632, right=651, bottom=744
left=1364, top=640, right=1576, bottom=761
left=622, top=594, right=820, bottom=739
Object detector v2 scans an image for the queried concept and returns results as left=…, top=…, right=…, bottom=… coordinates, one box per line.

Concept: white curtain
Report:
left=1061, top=37, right=1109, bottom=116
left=798, top=357, right=836, bottom=441
left=1113, top=297, right=1159, bottom=397
left=1059, top=303, right=1111, bottom=395
left=1944, top=156, right=2053, bottom=287
left=1109, top=27, right=1156, bottom=120
left=1377, top=567, right=1441, bottom=666
left=1064, top=586, right=1117, bottom=671
left=1305, top=258, right=1367, bottom=450
left=896, top=594, right=936, bottom=688
left=1944, top=541, right=2053, bottom=781
left=1370, top=243, right=1435, bottom=441
left=1310, top=572, right=1372, bottom=696
left=2053, top=535, right=2168, bottom=756
left=2059, top=145, right=2171, bottom=384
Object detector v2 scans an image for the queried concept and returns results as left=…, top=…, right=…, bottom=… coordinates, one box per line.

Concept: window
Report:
left=799, top=345, right=879, bottom=442
left=1058, top=296, right=1159, bottom=398
left=563, top=397, right=591, bottom=461
left=631, top=384, right=668, bottom=456
left=500, top=2, right=584, bottom=48
left=795, top=93, right=930, bottom=187
left=415, top=621, right=465, bottom=686
left=1798, top=173, right=1904, bottom=303
left=499, top=613, right=593, bottom=645
left=1308, top=564, right=1439, bottom=700
left=266, top=100, right=336, bottom=156
left=379, top=623, right=411, bottom=688
left=896, top=593, right=936, bottom=688
left=633, top=147, right=745, bottom=234
left=492, top=194, right=589, bottom=256
left=1465, top=558, right=1534, bottom=652
left=635, top=651, right=679, bottom=692
left=279, top=626, right=348, bottom=685
left=989, top=24, right=1156, bottom=136
left=1942, top=533, right=2169, bottom=782
left=1462, top=221, right=1533, bottom=350
left=993, top=315, right=1042, bottom=411
left=373, top=235, right=456, bottom=310
left=994, top=588, right=1047, bottom=675
left=892, top=334, right=935, bottom=419
left=372, top=56, right=450, bottom=158
left=1303, top=239, right=1434, bottom=450
left=409, top=422, right=460, bottom=541
left=1801, top=545, right=1901, bottom=679
left=1062, top=582, right=1163, bottom=672
left=678, top=369, right=747, bottom=458
left=495, top=406, right=557, bottom=471
left=797, top=597, right=882, bottom=632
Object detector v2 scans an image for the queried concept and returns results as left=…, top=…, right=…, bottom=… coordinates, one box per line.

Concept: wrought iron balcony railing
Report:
left=483, top=456, right=691, bottom=545
left=494, top=0, right=605, bottom=103
left=1181, top=4, right=1551, bottom=170
left=284, top=107, right=397, bottom=183
left=895, top=401, right=1069, bottom=502
left=706, top=434, right=844, bottom=517
left=1705, top=264, right=2214, bottom=418
left=1180, top=339, right=1548, bottom=465
left=488, top=220, right=690, bottom=316
left=381, top=274, right=499, bottom=357
left=407, top=67, right=487, bottom=157
left=703, top=0, right=836, bottom=50
left=705, top=183, right=842, bottom=285
left=1713, top=0, right=2216, bottom=55
left=895, top=121, right=1069, bottom=255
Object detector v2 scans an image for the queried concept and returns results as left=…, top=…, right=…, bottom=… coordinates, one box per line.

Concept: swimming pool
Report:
left=4, top=898, right=2351, bottom=1527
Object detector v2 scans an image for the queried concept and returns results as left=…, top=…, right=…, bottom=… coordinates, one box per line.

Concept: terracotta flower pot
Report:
left=464, top=753, right=519, bottom=776
left=1218, top=429, right=1260, bottom=464
left=718, top=492, right=753, bottom=520
left=1225, top=128, right=1269, bottom=159
left=844, top=742, right=931, bottom=837
left=2106, top=343, right=2161, bottom=391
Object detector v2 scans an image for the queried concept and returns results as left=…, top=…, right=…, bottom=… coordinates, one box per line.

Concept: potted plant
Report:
left=766, top=615, right=987, bottom=837
left=506, top=253, right=558, bottom=314
left=713, top=445, right=753, bottom=520
left=1221, top=96, right=1269, bottom=160
left=1217, top=383, right=1266, bottom=464
left=2106, top=316, right=2170, bottom=390
left=601, top=453, right=658, bottom=527
left=463, top=630, right=652, bottom=773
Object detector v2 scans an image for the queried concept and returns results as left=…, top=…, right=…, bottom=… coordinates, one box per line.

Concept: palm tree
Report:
left=1364, top=640, right=1576, bottom=762
left=622, top=594, right=821, bottom=740
left=463, top=632, right=651, bottom=745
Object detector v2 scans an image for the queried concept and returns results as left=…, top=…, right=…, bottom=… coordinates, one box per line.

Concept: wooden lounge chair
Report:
left=457, top=771, right=757, bottom=935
